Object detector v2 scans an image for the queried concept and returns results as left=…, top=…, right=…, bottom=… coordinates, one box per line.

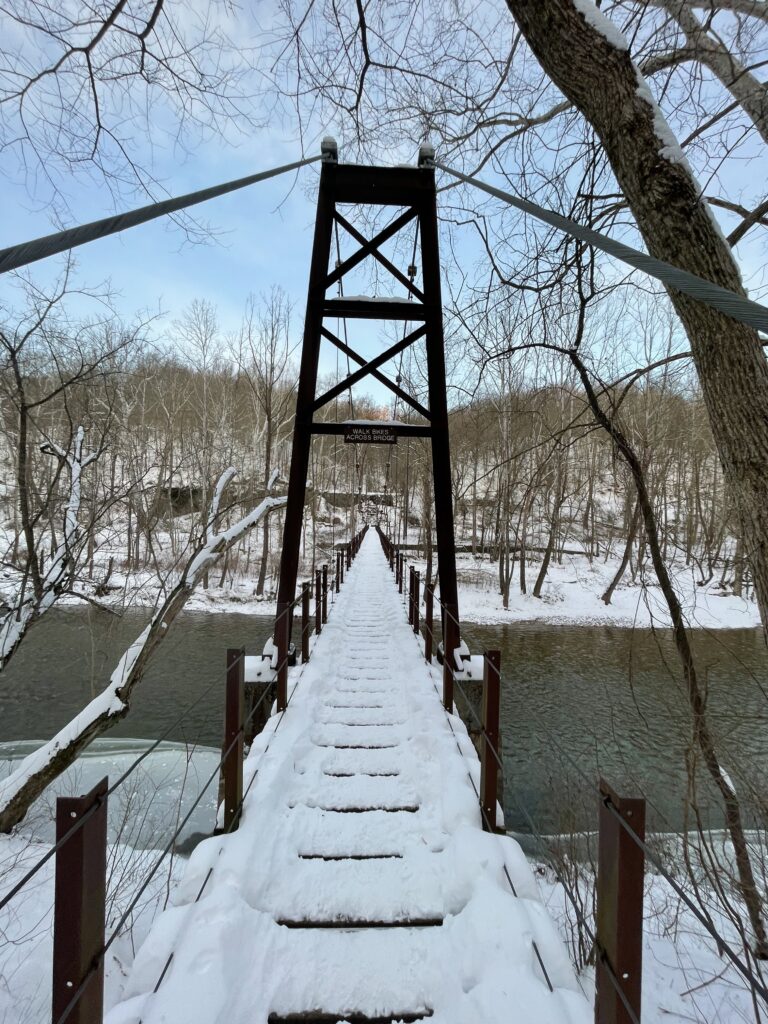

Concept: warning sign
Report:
left=343, top=424, right=398, bottom=444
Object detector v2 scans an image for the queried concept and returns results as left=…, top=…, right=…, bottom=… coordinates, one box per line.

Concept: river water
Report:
left=1, top=608, right=766, bottom=834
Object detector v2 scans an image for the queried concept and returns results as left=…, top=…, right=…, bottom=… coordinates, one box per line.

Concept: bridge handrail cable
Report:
left=51, top=662, right=287, bottom=1024
left=0, top=572, right=333, bottom=914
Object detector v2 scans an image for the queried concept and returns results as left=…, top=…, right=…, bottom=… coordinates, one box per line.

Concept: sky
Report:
left=0, top=44, right=429, bottom=409
left=1, top=0, right=765, bottom=412
left=1, top=136, right=322, bottom=342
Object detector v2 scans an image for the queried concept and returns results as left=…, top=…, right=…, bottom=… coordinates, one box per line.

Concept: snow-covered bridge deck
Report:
left=107, top=532, right=589, bottom=1024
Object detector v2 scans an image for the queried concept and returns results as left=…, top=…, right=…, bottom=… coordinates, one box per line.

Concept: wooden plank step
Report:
left=323, top=721, right=398, bottom=727
left=312, top=805, right=419, bottom=813
left=323, top=704, right=385, bottom=709
left=319, top=745, right=403, bottom=753
left=268, top=1012, right=432, bottom=1023
left=335, top=688, right=389, bottom=694
left=276, top=918, right=443, bottom=929
left=298, top=853, right=403, bottom=861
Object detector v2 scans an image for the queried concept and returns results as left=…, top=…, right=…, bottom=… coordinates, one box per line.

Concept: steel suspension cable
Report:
left=435, top=162, right=768, bottom=334
left=0, top=671, right=225, bottom=913
left=0, top=156, right=321, bottom=276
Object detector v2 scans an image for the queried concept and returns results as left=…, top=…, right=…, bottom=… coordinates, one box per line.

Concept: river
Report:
left=1, top=608, right=766, bottom=835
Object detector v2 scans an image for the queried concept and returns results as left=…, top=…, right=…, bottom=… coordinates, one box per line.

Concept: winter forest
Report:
left=2, top=1, right=768, bottom=1022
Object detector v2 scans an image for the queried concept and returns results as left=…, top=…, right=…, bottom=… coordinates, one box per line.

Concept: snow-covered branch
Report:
left=206, top=465, right=237, bottom=532
left=0, top=470, right=287, bottom=833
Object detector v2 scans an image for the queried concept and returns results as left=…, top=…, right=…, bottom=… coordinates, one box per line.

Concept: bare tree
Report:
left=272, top=0, right=768, bottom=640
left=0, top=0, right=261, bottom=210
left=0, top=468, right=286, bottom=833
left=0, top=427, right=99, bottom=669
left=236, top=288, right=295, bottom=596
left=0, top=270, right=143, bottom=667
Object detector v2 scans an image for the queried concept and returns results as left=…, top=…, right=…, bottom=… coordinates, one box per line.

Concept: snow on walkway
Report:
left=107, top=532, right=590, bottom=1024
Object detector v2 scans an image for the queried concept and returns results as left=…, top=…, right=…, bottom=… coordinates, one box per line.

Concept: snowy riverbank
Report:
left=50, top=548, right=763, bottom=631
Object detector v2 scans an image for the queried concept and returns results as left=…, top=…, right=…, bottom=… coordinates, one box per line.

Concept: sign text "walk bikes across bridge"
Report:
left=343, top=424, right=398, bottom=444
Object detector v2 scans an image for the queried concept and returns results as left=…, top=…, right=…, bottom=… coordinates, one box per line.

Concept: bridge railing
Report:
left=374, top=527, right=768, bottom=1024
left=0, top=528, right=367, bottom=1024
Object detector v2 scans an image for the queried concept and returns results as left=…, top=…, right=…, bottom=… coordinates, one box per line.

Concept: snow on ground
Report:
left=538, top=867, right=763, bottom=1023
left=36, top=545, right=761, bottom=632
left=0, top=741, right=218, bottom=1023
left=1, top=536, right=763, bottom=1022
left=0, top=836, right=185, bottom=1024
left=441, top=551, right=762, bottom=629
left=105, top=532, right=591, bottom=1024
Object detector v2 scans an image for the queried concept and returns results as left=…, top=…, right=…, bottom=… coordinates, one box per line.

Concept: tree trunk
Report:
left=0, top=487, right=287, bottom=832
left=505, top=0, right=768, bottom=644
left=733, top=530, right=745, bottom=597
left=602, top=496, right=641, bottom=604
left=519, top=495, right=532, bottom=594
left=256, top=512, right=271, bottom=596
left=571, top=348, right=768, bottom=960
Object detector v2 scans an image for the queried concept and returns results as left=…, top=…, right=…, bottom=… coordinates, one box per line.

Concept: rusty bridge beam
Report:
left=596, top=780, right=646, bottom=1024
left=52, top=778, right=108, bottom=1024
left=222, top=648, right=245, bottom=833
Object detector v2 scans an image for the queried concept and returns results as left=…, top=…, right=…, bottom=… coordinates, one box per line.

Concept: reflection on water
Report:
left=462, top=622, right=768, bottom=832
left=1, top=608, right=766, bottom=834
left=0, top=607, right=275, bottom=748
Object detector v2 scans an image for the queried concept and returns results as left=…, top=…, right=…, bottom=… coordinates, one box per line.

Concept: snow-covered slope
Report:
left=106, top=532, right=590, bottom=1023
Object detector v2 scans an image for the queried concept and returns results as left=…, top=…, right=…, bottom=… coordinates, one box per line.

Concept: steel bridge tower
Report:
left=274, top=140, right=460, bottom=706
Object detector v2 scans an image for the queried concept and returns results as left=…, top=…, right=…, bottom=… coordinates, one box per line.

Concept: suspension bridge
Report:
left=103, top=528, right=590, bottom=1024
left=2, top=139, right=768, bottom=1024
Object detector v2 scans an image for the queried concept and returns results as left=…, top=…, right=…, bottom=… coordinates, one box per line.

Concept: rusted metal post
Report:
left=443, top=611, right=458, bottom=712
left=425, top=581, right=434, bottom=662
left=315, top=570, right=322, bottom=634
left=398, top=553, right=404, bottom=594
left=408, top=565, right=415, bottom=625
left=480, top=650, right=501, bottom=832
left=301, top=581, right=311, bottom=663
left=52, top=777, right=107, bottom=1024
left=596, top=780, right=646, bottom=1024
left=322, top=564, right=328, bottom=623
left=222, top=648, right=244, bottom=833
left=413, top=570, right=420, bottom=635
left=275, top=602, right=289, bottom=711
